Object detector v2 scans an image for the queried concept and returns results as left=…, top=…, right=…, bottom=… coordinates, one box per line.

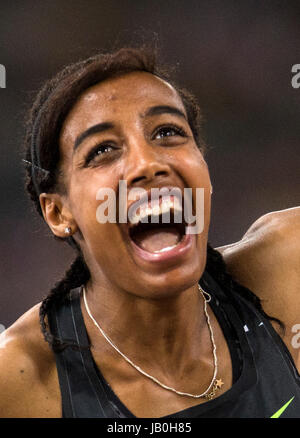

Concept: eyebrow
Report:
left=73, top=122, right=114, bottom=152
left=73, top=105, right=187, bottom=152
left=143, top=105, right=187, bottom=120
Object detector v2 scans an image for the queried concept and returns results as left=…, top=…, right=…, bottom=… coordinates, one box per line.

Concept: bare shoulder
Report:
left=220, top=205, right=300, bottom=248
left=218, top=206, right=300, bottom=264
left=216, top=206, right=300, bottom=333
left=217, top=206, right=300, bottom=286
left=0, top=303, right=61, bottom=418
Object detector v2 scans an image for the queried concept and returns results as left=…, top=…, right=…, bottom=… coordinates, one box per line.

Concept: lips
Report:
left=129, top=232, right=194, bottom=267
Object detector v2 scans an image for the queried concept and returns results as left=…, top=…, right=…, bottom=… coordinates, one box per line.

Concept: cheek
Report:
left=177, top=151, right=211, bottom=231
left=68, top=171, right=121, bottom=241
left=176, top=148, right=211, bottom=191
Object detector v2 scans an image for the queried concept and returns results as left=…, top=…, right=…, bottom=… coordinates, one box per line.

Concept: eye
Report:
left=84, top=143, right=116, bottom=165
left=153, top=125, right=187, bottom=140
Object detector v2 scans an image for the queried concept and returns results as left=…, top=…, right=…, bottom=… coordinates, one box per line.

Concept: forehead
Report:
left=60, top=71, right=186, bottom=144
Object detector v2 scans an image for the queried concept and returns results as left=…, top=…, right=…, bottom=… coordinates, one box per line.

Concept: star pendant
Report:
left=215, top=379, right=224, bottom=389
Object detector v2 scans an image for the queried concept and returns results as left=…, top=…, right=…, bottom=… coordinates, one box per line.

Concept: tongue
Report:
left=133, top=226, right=181, bottom=253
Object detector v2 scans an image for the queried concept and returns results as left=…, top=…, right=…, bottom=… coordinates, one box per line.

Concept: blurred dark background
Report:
left=0, top=0, right=299, bottom=329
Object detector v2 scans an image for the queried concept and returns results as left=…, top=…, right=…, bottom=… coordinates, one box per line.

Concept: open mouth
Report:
left=126, top=191, right=193, bottom=258
left=128, top=209, right=186, bottom=254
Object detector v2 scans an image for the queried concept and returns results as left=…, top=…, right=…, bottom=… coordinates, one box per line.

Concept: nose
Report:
left=124, top=140, right=171, bottom=188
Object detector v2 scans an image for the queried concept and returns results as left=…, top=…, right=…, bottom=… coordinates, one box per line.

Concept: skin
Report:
left=0, top=72, right=299, bottom=418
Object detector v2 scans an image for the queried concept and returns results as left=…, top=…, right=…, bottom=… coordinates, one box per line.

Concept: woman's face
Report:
left=58, top=71, right=211, bottom=298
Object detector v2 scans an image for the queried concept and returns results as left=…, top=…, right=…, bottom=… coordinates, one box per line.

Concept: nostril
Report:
left=131, top=170, right=167, bottom=185
left=155, top=170, right=168, bottom=177
left=131, top=175, right=146, bottom=185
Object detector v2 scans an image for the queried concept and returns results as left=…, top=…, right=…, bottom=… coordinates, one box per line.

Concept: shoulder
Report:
left=218, top=206, right=300, bottom=264
left=0, top=303, right=61, bottom=417
left=217, top=206, right=300, bottom=289
left=216, top=207, right=300, bottom=341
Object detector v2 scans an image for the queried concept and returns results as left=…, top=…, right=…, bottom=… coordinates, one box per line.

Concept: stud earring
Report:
left=65, top=226, right=72, bottom=235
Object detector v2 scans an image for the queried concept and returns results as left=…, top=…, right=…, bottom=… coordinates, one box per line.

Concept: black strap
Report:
left=48, top=288, right=116, bottom=418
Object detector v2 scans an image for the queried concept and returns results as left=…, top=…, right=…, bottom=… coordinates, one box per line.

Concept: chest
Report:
left=105, top=374, right=232, bottom=418
left=91, top=329, right=233, bottom=417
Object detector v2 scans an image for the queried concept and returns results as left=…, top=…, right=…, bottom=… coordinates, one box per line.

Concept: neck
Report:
left=82, top=279, right=212, bottom=375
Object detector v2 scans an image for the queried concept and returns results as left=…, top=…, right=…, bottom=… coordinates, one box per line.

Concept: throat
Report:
left=132, top=226, right=182, bottom=253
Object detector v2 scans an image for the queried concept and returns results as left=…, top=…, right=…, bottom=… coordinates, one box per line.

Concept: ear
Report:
left=39, top=192, right=77, bottom=238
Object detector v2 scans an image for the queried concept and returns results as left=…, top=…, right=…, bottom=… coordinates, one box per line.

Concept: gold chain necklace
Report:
left=82, top=284, right=224, bottom=400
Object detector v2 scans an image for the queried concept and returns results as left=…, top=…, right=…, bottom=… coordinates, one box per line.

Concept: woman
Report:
left=0, top=47, right=299, bottom=418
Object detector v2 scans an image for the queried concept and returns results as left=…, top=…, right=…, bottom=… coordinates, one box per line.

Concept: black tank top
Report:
left=47, top=271, right=300, bottom=418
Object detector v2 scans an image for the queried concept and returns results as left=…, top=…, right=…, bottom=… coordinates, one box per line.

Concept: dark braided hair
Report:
left=22, top=46, right=283, bottom=352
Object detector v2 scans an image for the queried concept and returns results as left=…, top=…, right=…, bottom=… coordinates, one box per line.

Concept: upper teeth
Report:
left=129, top=197, right=182, bottom=226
